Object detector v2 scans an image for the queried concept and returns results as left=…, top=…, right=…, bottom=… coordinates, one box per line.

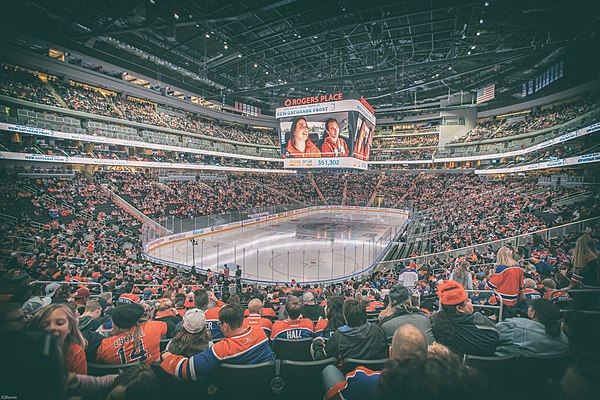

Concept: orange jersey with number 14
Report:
left=96, top=320, right=167, bottom=365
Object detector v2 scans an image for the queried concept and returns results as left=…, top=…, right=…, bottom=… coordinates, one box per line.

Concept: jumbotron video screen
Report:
left=276, top=93, right=376, bottom=169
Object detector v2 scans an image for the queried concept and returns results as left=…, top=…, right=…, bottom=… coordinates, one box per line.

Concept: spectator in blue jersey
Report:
left=311, top=299, right=387, bottom=365
left=376, top=350, right=492, bottom=400
left=322, top=324, right=428, bottom=400
left=161, top=303, right=274, bottom=381
left=398, top=261, right=419, bottom=290
left=271, top=295, right=314, bottom=340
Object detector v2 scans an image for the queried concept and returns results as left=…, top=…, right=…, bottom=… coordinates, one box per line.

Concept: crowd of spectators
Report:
left=1, top=65, right=278, bottom=146
left=0, top=65, right=60, bottom=106
left=393, top=174, right=598, bottom=254
left=372, top=147, right=435, bottom=161
left=452, top=92, right=600, bottom=143
left=373, top=133, right=439, bottom=149
left=1, top=225, right=598, bottom=398
left=0, top=168, right=598, bottom=399
left=103, top=172, right=295, bottom=219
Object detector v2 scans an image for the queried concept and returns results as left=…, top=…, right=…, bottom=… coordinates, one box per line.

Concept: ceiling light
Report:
left=238, top=54, right=242, bottom=58
left=265, top=71, right=269, bottom=75
left=313, top=36, right=318, bottom=39
left=477, top=32, right=481, bottom=36
left=195, top=23, right=200, bottom=28
left=471, top=45, right=476, bottom=49
left=173, top=13, right=179, bottom=20
left=480, top=19, right=484, bottom=24
left=448, top=66, right=452, bottom=70
left=205, top=33, right=210, bottom=38
left=254, top=63, right=258, bottom=68
left=224, top=45, right=228, bottom=49
left=149, top=0, right=155, bottom=4
left=189, top=14, right=193, bottom=19
left=468, top=51, right=472, bottom=55
left=485, top=2, right=490, bottom=6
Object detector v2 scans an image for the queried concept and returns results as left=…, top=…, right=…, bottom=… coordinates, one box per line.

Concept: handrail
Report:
left=465, top=289, right=505, bottom=322
left=30, top=280, right=103, bottom=294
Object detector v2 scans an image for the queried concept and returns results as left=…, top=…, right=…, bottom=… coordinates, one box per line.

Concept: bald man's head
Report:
left=247, top=298, right=263, bottom=314
left=390, top=324, right=427, bottom=361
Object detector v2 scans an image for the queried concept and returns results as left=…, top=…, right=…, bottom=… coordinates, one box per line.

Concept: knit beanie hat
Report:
left=112, top=304, right=144, bottom=329
left=437, top=281, right=468, bottom=306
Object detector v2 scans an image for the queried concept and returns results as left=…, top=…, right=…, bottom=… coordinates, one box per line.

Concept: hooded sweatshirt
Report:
left=312, top=322, right=387, bottom=362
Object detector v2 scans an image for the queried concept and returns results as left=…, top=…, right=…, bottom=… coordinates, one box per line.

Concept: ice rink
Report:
left=147, top=209, right=407, bottom=284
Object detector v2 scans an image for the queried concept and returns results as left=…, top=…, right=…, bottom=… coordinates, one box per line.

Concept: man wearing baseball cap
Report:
left=96, top=303, right=167, bottom=365
left=430, top=281, right=499, bottom=356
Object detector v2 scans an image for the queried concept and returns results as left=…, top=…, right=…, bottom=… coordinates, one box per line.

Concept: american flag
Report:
left=476, top=83, right=495, bottom=104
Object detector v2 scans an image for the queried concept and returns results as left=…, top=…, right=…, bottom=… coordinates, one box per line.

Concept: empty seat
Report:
left=463, top=354, right=519, bottom=377
left=272, top=338, right=313, bottom=361
left=279, top=357, right=337, bottom=400
left=215, top=361, right=275, bottom=399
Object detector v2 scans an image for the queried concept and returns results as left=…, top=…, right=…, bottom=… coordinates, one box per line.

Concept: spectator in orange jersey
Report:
left=485, top=246, right=525, bottom=317
left=96, top=303, right=167, bottom=365
left=284, top=117, right=321, bottom=158
left=28, top=303, right=88, bottom=374
left=321, top=118, right=349, bottom=157
left=243, top=298, right=273, bottom=337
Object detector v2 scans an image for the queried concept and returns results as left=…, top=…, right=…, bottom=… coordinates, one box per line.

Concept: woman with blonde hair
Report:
left=28, top=303, right=88, bottom=374
left=450, top=260, right=473, bottom=290
left=567, top=234, right=600, bottom=308
left=486, top=246, right=525, bottom=317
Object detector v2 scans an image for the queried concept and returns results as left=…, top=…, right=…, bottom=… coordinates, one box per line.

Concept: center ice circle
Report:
left=301, top=223, right=353, bottom=232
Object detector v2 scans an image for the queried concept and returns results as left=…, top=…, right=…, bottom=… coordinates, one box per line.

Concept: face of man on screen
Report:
left=326, top=120, right=340, bottom=140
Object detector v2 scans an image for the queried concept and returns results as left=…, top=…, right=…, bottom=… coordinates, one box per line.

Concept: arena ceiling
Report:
left=4, top=0, right=599, bottom=113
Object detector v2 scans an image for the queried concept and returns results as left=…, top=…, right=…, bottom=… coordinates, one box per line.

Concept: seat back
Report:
left=87, top=361, right=143, bottom=376
left=341, top=358, right=388, bottom=375
left=514, top=353, right=572, bottom=398
left=272, top=338, right=313, bottom=361
left=517, top=353, right=572, bottom=382
left=280, top=358, right=337, bottom=400
left=463, top=354, right=519, bottom=376
left=215, top=361, right=275, bottom=399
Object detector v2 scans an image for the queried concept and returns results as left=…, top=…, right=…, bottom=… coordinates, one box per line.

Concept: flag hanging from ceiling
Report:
left=476, top=83, right=495, bottom=104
